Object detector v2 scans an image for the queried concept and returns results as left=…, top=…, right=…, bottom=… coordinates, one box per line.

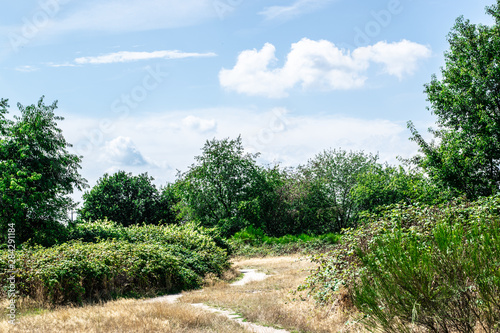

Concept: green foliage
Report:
left=351, top=164, right=453, bottom=213
left=304, top=195, right=500, bottom=332
left=0, top=97, right=87, bottom=246
left=175, top=136, right=267, bottom=236
left=230, top=225, right=341, bottom=257
left=409, top=1, right=500, bottom=199
left=1, top=222, right=230, bottom=305
left=79, top=171, right=175, bottom=226
left=67, top=220, right=230, bottom=277
left=303, top=148, right=378, bottom=231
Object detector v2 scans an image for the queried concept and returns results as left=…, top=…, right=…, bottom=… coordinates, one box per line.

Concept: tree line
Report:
left=2, top=0, right=500, bottom=246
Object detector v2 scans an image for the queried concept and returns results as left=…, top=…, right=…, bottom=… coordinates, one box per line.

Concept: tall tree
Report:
left=0, top=97, right=87, bottom=246
left=176, top=136, right=265, bottom=236
left=304, top=148, right=377, bottom=231
left=409, top=1, right=500, bottom=198
left=79, top=171, right=175, bottom=226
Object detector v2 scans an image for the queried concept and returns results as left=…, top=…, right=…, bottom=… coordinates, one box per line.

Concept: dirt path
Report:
left=146, top=268, right=289, bottom=333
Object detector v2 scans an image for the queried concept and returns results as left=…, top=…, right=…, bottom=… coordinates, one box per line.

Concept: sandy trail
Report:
left=145, top=268, right=289, bottom=332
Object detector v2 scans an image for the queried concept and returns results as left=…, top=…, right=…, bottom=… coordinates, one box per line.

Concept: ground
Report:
left=0, top=256, right=364, bottom=333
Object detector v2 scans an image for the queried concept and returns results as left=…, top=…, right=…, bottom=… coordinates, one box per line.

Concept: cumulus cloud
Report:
left=352, top=39, right=432, bottom=79
left=182, top=116, right=217, bottom=133
left=219, top=38, right=431, bottom=98
left=259, top=0, right=336, bottom=21
left=101, top=136, right=148, bottom=166
left=74, top=50, right=216, bottom=65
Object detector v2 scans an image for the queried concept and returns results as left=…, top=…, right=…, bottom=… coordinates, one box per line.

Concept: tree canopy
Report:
left=409, top=1, right=500, bottom=199
left=79, top=171, right=174, bottom=226
left=0, top=97, right=87, bottom=246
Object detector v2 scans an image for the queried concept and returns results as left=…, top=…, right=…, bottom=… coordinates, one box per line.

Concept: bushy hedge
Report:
left=230, top=226, right=341, bottom=256
left=0, top=221, right=230, bottom=305
left=303, top=195, right=500, bottom=332
left=67, top=220, right=230, bottom=276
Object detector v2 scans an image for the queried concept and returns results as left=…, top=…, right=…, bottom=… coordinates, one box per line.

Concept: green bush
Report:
left=230, top=226, right=341, bottom=256
left=303, top=195, right=500, bottom=332
left=68, top=220, right=230, bottom=277
left=0, top=240, right=198, bottom=305
left=1, top=222, right=230, bottom=305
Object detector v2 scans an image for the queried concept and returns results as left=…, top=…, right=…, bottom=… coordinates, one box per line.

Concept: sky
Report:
left=0, top=0, right=495, bottom=203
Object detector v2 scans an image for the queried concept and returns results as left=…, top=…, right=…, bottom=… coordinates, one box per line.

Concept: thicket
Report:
left=0, top=221, right=230, bottom=306
left=303, top=195, right=500, bottom=332
left=229, top=225, right=341, bottom=256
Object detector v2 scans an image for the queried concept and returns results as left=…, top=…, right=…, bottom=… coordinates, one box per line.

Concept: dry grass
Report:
left=0, top=298, right=247, bottom=333
left=182, top=255, right=365, bottom=333
left=0, top=255, right=365, bottom=333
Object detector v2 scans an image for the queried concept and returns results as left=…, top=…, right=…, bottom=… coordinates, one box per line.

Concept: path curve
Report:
left=145, top=269, right=289, bottom=332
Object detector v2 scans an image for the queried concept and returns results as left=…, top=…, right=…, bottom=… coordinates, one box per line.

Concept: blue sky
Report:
left=0, top=0, right=495, bottom=202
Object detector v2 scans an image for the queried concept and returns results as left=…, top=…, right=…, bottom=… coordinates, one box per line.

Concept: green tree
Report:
left=0, top=97, right=87, bottom=246
left=176, top=136, right=265, bottom=236
left=409, top=1, right=500, bottom=199
left=351, top=163, right=452, bottom=213
left=79, top=171, right=174, bottom=226
left=304, top=148, right=377, bottom=231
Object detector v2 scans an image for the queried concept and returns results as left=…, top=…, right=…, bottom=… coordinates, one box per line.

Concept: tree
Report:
left=176, top=136, right=265, bottom=236
left=79, top=171, right=174, bottom=226
left=351, top=163, right=452, bottom=213
left=304, top=148, right=378, bottom=231
left=409, top=1, right=500, bottom=199
left=0, top=97, right=87, bottom=246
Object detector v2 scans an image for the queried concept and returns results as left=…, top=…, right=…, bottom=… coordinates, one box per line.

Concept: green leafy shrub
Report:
left=1, top=222, right=230, bottom=305
left=0, top=240, right=198, bottom=305
left=303, top=195, right=500, bottom=332
left=230, top=226, right=341, bottom=256
left=68, top=220, right=230, bottom=277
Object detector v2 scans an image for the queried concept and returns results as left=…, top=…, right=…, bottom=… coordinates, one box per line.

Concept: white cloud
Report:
left=74, top=50, right=216, bottom=65
left=14, top=65, right=38, bottom=72
left=1, top=0, right=218, bottom=48
left=101, top=136, right=148, bottom=166
left=259, top=0, right=335, bottom=21
left=50, top=0, right=216, bottom=34
left=182, top=116, right=217, bottom=133
left=353, top=40, right=432, bottom=79
left=219, top=38, right=431, bottom=98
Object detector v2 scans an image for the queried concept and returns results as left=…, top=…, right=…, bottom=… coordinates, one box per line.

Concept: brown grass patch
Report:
left=1, top=255, right=365, bottom=333
left=0, top=298, right=246, bottom=333
left=182, top=255, right=365, bottom=333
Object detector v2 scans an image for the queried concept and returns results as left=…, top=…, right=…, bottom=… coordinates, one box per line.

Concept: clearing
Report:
left=1, top=256, right=363, bottom=333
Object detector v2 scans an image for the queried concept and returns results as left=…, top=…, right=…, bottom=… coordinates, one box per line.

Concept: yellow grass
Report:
left=0, top=299, right=247, bottom=333
left=0, top=255, right=365, bottom=333
left=182, top=255, right=365, bottom=333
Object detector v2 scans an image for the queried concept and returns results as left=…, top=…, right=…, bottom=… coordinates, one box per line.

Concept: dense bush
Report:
left=303, top=195, right=500, bottom=332
left=230, top=225, right=341, bottom=257
left=67, top=220, right=230, bottom=276
left=0, top=222, right=230, bottom=305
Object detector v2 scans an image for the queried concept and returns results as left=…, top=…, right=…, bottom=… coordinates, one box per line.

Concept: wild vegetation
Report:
left=2, top=1, right=500, bottom=332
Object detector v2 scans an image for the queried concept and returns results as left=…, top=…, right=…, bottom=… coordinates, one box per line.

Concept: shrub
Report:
left=230, top=226, right=341, bottom=257
left=1, top=222, right=231, bottom=305
left=303, top=195, right=500, bottom=332
left=68, top=220, right=230, bottom=277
